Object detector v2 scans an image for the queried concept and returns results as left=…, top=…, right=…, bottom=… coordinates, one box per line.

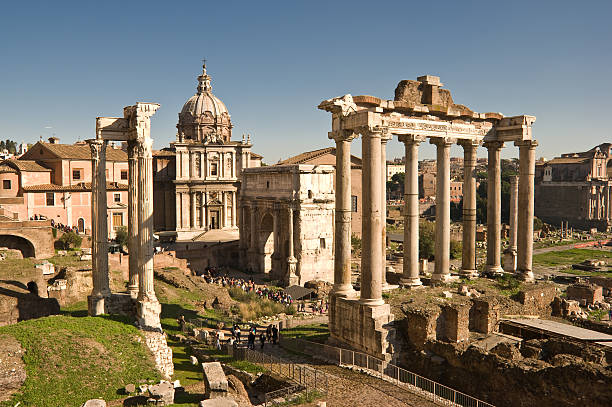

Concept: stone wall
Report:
left=144, top=331, right=174, bottom=379
left=566, top=283, right=603, bottom=304
left=0, top=292, right=60, bottom=327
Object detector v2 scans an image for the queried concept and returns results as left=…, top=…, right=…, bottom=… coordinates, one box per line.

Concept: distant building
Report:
left=277, top=147, right=363, bottom=236
left=151, top=63, right=262, bottom=240
left=0, top=139, right=128, bottom=237
left=386, top=163, right=404, bottom=181
left=419, top=172, right=463, bottom=202
left=535, top=143, right=611, bottom=231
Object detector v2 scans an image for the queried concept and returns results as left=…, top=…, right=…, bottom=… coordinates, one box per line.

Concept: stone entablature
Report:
left=239, top=164, right=334, bottom=286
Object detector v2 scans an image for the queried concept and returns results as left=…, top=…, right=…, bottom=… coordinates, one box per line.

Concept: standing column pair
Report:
left=88, top=139, right=110, bottom=316
left=399, top=134, right=424, bottom=287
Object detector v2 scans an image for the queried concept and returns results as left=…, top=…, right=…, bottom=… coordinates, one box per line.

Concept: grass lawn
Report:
left=281, top=323, right=330, bottom=343
left=0, top=315, right=160, bottom=407
left=533, top=248, right=612, bottom=272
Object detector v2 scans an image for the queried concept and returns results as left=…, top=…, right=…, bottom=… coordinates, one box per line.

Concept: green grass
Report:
left=533, top=248, right=612, bottom=270
left=0, top=315, right=160, bottom=407
left=281, top=324, right=330, bottom=343
left=588, top=309, right=608, bottom=321
left=496, top=274, right=522, bottom=297
left=277, top=389, right=324, bottom=406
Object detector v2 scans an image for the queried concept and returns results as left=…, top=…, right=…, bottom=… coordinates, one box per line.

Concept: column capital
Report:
left=398, top=134, right=426, bottom=145
left=87, top=139, right=107, bottom=159
left=457, top=139, right=481, bottom=149
left=136, top=137, right=153, bottom=158
left=483, top=140, right=504, bottom=150
left=514, top=139, right=538, bottom=149
left=358, top=126, right=388, bottom=139
left=328, top=129, right=357, bottom=142
left=429, top=136, right=455, bottom=147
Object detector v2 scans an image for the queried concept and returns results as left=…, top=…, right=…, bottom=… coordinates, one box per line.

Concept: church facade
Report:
left=153, top=64, right=261, bottom=240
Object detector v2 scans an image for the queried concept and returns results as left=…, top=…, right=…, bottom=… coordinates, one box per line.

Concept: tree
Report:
left=419, top=220, right=435, bottom=260
left=57, top=231, right=83, bottom=250
left=387, top=172, right=405, bottom=200
left=115, top=226, right=128, bottom=248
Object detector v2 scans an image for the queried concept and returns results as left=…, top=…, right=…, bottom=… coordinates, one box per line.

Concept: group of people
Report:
left=254, top=286, right=293, bottom=305
left=230, top=323, right=279, bottom=350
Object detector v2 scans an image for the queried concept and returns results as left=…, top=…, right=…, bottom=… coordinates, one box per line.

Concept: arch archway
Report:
left=259, top=212, right=274, bottom=274
left=77, top=218, right=85, bottom=233
left=0, top=234, right=35, bottom=258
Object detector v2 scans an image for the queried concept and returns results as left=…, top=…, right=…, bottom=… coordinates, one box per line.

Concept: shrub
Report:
left=57, top=231, right=82, bottom=250
left=450, top=240, right=462, bottom=259
left=419, top=220, right=435, bottom=260
left=115, top=226, right=128, bottom=248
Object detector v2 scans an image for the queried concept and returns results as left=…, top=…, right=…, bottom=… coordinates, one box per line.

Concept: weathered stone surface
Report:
left=566, top=283, right=603, bottom=305
left=81, top=399, right=106, bottom=407
left=190, top=355, right=199, bottom=365
left=125, top=383, right=136, bottom=394
left=148, top=381, right=175, bottom=406
left=199, top=399, right=238, bottom=407
left=202, top=361, right=229, bottom=398
left=144, top=331, right=174, bottom=379
left=0, top=334, right=26, bottom=402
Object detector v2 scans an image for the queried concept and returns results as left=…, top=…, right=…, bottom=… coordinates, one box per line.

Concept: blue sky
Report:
left=1, top=0, right=610, bottom=163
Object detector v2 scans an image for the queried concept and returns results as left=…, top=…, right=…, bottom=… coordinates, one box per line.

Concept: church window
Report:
left=72, top=169, right=81, bottom=180
left=121, top=170, right=128, bottom=180
left=211, top=163, right=218, bottom=176
left=3, top=180, right=10, bottom=189
left=46, top=192, right=55, bottom=206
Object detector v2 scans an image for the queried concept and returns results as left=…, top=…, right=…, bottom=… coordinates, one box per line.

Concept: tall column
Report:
left=190, top=192, right=196, bottom=228
left=515, top=140, right=538, bottom=282
left=127, top=140, right=139, bottom=296
left=231, top=191, right=237, bottom=227
left=286, top=206, right=298, bottom=285
left=459, top=140, right=479, bottom=277
left=380, top=135, right=392, bottom=288
left=360, top=129, right=384, bottom=305
left=137, top=138, right=161, bottom=329
left=509, top=176, right=519, bottom=250
left=88, top=139, right=110, bottom=316
left=223, top=191, right=228, bottom=228
left=200, top=192, right=205, bottom=229
left=484, top=141, right=504, bottom=275
left=330, top=131, right=356, bottom=296
left=399, top=135, right=424, bottom=287
left=248, top=205, right=258, bottom=271
left=429, top=138, right=453, bottom=282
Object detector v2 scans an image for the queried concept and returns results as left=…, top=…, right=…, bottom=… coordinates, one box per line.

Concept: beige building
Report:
left=386, top=163, right=404, bottom=181
left=278, top=147, right=363, bottom=236
left=152, top=63, right=262, bottom=240
left=239, top=164, right=335, bottom=285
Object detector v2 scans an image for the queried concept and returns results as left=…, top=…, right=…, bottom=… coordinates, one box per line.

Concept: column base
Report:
left=517, top=270, right=535, bottom=283
left=331, top=283, right=357, bottom=298
left=381, top=282, right=399, bottom=291
left=285, top=256, right=298, bottom=286
left=88, top=294, right=110, bottom=316
left=128, top=285, right=139, bottom=299
left=460, top=269, right=479, bottom=279
left=485, top=264, right=505, bottom=275
left=359, top=297, right=386, bottom=306
left=137, top=295, right=162, bottom=331
left=399, top=277, right=423, bottom=288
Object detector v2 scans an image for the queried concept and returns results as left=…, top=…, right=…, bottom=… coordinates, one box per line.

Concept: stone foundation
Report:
left=566, top=283, right=603, bottom=305
left=86, top=293, right=137, bottom=318
left=144, top=330, right=174, bottom=379
left=329, top=294, right=395, bottom=360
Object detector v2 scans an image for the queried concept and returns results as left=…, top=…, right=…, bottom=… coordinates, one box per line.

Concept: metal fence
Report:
left=238, top=347, right=329, bottom=406
left=284, top=338, right=495, bottom=407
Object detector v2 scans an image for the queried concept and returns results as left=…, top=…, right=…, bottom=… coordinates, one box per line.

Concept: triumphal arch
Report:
left=319, top=75, right=537, bottom=359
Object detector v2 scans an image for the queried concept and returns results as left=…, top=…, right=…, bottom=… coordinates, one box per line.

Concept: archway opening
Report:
left=77, top=218, right=85, bottom=233
left=0, top=234, right=35, bottom=258
left=27, top=281, right=39, bottom=296
left=259, top=212, right=274, bottom=274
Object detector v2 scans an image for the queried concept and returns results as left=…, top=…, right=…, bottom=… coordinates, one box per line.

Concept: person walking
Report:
left=266, top=324, right=273, bottom=342
left=259, top=332, right=266, bottom=350
left=247, top=330, right=255, bottom=350
left=235, top=325, right=241, bottom=344
left=271, top=325, right=278, bottom=345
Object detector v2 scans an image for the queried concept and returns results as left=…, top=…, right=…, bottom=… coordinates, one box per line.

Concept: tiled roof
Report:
left=547, top=157, right=590, bottom=165
left=26, top=142, right=128, bottom=161
left=251, top=152, right=263, bottom=159
left=0, top=163, right=17, bottom=173
left=22, top=182, right=128, bottom=192
left=3, top=159, right=51, bottom=172
left=277, top=147, right=362, bottom=167
left=153, top=149, right=176, bottom=157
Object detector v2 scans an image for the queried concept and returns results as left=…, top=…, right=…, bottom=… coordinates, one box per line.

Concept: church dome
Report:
left=177, top=63, right=232, bottom=144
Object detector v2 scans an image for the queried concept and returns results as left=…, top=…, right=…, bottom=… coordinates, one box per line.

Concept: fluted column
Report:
left=509, top=176, right=519, bottom=251
left=287, top=206, right=298, bottom=285
left=515, top=140, right=538, bottom=282
left=459, top=140, right=479, bottom=277
left=127, top=140, right=139, bottom=296
left=190, top=192, right=196, bottom=228
left=137, top=137, right=161, bottom=329
left=430, top=138, right=453, bottom=282
left=176, top=192, right=182, bottom=229
left=484, top=141, right=504, bottom=275
left=330, top=131, right=356, bottom=296
left=399, top=134, right=424, bottom=287
left=360, top=129, right=384, bottom=305
left=231, top=192, right=237, bottom=227
left=88, top=139, right=110, bottom=316
left=249, top=206, right=258, bottom=271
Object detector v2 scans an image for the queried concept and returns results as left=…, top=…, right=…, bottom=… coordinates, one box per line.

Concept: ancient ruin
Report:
left=87, top=102, right=173, bottom=377
left=239, top=164, right=335, bottom=285
left=319, top=75, right=537, bottom=359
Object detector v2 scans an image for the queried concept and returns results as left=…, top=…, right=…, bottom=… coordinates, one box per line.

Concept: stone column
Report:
left=190, top=192, right=196, bottom=228
left=484, top=141, right=504, bottom=275
left=272, top=205, right=280, bottom=272
left=231, top=191, right=237, bottom=227
left=223, top=191, right=228, bottom=228
left=509, top=176, right=519, bottom=251
left=459, top=140, right=479, bottom=277
left=515, top=140, right=538, bottom=282
left=136, top=138, right=161, bottom=329
left=88, top=139, right=110, bottom=316
left=360, top=129, right=384, bottom=305
left=430, top=137, right=453, bottom=282
left=380, top=136, right=392, bottom=288
left=127, top=140, right=139, bottom=297
left=200, top=192, right=205, bottom=229
left=175, top=192, right=182, bottom=230
left=329, top=131, right=356, bottom=296
left=248, top=205, right=258, bottom=271
left=286, top=206, right=298, bottom=285
left=399, top=135, right=424, bottom=287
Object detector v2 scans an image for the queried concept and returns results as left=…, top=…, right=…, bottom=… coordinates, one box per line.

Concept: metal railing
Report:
left=238, top=347, right=329, bottom=406
left=283, top=338, right=494, bottom=407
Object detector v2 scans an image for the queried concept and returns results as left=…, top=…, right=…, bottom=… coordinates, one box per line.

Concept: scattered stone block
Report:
left=199, top=399, right=238, bottom=407
left=35, top=260, right=55, bottom=275
left=190, top=355, right=199, bottom=365
left=125, top=383, right=136, bottom=394
left=81, top=400, right=106, bottom=407
left=202, top=361, right=229, bottom=399
left=148, top=381, right=175, bottom=406
left=442, top=291, right=453, bottom=298
left=80, top=254, right=92, bottom=261
left=81, top=248, right=92, bottom=255
left=567, top=283, right=603, bottom=305
left=173, top=379, right=181, bottom=388
left=57, top=250, right=68, bottom=256
left=138, top=384, right=149, bottom=393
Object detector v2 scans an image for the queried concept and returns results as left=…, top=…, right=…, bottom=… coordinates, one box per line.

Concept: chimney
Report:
left=48, top=136, right=59, bottom=144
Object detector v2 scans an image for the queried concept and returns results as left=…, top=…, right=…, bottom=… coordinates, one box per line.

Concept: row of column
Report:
left=88, top=138, right=159, bottom=325
left=177, top=150, right=236, bottom=180
left=176, top=190, right=237, bottom=230
left=589, top=185, right=611, bottom=220
left=331, top=130, right=538, bottom=305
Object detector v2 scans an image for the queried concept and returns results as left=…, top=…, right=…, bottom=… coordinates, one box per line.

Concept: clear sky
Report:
left=1, top=0, right=610, bottom=163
